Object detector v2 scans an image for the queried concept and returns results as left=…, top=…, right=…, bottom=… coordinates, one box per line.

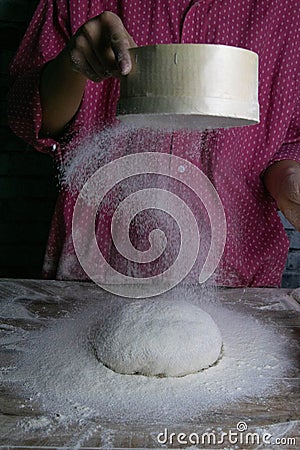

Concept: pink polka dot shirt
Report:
left=8, top=0, right=300, bottom=286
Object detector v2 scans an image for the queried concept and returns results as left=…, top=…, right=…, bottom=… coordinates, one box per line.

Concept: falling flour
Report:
left=60, top=123, right=206, bottom=198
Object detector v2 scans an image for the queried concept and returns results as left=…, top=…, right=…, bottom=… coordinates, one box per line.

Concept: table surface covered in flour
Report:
left=0, top=279, right=299, bottom=449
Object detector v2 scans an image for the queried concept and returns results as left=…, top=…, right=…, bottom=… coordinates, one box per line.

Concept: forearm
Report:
left=39, top=48, right=87, bottom=138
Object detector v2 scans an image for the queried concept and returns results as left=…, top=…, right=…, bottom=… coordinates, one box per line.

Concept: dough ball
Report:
left=93, top=299, right=222, bottom=377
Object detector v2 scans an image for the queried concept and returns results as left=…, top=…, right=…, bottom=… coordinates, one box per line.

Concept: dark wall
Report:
left=280, top=213, right=300, bottom=288
left=0, top=0, right=58, bottom=278
left=0, top=1, right=299, bottom=287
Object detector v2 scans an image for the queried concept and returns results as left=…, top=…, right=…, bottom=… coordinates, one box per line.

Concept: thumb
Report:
left=101, top=11, right=136, bottom=75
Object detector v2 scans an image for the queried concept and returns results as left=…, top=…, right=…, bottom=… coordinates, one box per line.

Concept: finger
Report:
left=69, top=45, right=104, bottom=82
left=79, top=15, right=125, bottom=78
left=78, top=25, right=118, bottom=80
left=68, top=32, right=96, bottom=74
left=110, top=30, right=133, bottom=75
left=80, top=19, right=119, bottom=74
left=100, top=12, right=134, bottom=75
left=283, top=173, right=300, bottom=205
left=69, top=33, right=112, bottom=81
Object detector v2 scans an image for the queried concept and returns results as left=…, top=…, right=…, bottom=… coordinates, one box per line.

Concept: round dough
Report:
left=93, top=299, right=222, bottom=377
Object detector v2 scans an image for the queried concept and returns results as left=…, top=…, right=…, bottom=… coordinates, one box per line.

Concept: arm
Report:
left=262, top=95, right=300, bottom=231
left=263, top=159, right=300, bottom=231
left=8, top=2, right=135, bottom=153
left=263, top=160, right=300, bottom=231
left=40, top=11, right=135, bottom=137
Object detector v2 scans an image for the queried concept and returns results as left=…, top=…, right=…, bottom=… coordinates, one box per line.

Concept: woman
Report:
left=8, top=0, right=300, bottom=286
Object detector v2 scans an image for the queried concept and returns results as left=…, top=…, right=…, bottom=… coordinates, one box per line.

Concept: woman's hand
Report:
left=40, top=11, right=135, bottom=136
left=66, top=11, right=136, bottom=82
left=263, top=160, right=300, bottom=231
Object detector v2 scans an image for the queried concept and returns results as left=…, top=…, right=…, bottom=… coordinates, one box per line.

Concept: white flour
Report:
left=1, top=286, right=295, bottom=437
left=60, top=124, right=206, bottom=197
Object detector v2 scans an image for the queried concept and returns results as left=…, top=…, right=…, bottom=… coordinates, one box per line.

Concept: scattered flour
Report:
left=1, top=286, right=294, bottom=433
left=291, top=287, right=300, bottom=303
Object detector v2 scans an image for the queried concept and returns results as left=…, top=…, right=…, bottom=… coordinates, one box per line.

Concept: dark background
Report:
left=0, top=0, right=57, bottom=278
left=0, top=0, right=299, bottom=287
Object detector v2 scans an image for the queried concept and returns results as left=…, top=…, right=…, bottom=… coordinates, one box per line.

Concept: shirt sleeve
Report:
left=7, top=0, right=82, bottom=157
left=266, top=99, right=300, bottom=168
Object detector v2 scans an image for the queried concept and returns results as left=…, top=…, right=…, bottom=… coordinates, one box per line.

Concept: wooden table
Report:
left=0, top=279, right=299, bottom=449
